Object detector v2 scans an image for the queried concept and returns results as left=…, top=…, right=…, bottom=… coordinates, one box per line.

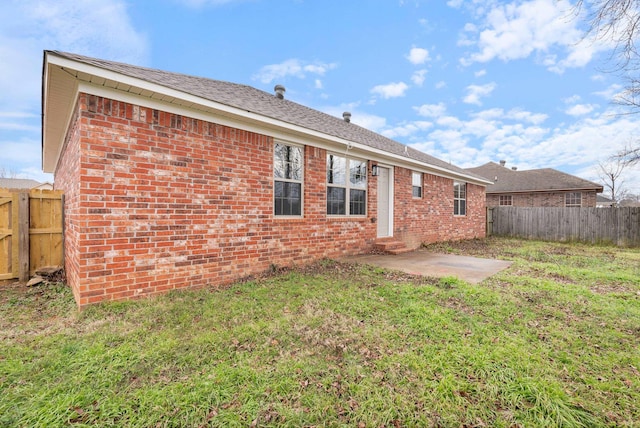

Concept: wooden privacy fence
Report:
left=488, top=206, right=640, bottom=247
left=0, top=189, right=64, bottom=282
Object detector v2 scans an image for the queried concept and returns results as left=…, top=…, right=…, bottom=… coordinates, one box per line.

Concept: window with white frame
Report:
left=499, top=195, right=512, bottom=206
left=565, top=192, right=582, bottom=207
left=454, top=181, right=466, bottom=216
left=326, top=154, right=367, bottom=216
left=412, top=172, right=422, bottom=198
left=274, top=143, right=303, bottom=216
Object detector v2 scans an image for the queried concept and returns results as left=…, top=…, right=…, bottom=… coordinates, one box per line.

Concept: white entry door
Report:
left=377, top=166, right=392, bottom=237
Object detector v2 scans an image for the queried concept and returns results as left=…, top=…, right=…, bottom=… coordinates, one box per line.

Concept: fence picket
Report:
left=0, top=189, right=63, bottom=282
left=489, top=206, right=640, bottom=247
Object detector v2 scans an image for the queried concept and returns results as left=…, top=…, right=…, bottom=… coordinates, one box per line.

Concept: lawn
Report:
left=1, top=237, right=639, bottom=427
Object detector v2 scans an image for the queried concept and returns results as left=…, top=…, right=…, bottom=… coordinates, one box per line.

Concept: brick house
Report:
left=466, top=161, right=603, bottom=208
left=42, top=51, right=490, bottom=307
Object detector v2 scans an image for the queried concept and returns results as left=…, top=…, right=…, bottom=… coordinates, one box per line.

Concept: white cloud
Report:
left=415, top=103, right=447, bottom=118
left=303, top=63, right=336, bottom=75
left=459, top=0, right=606, bottom=73
left=403, top=103, right=640, bottom=182
left=436, top=116, right=464, bottom=129
left=509, top=111, right=547, bottom=125
left=463, top=82, right=496, bottom=105
left=563, top=95, right=582, bottom=104
left=411, top=69, right=428, bottom=86
left=0, top=122, right=40, bottom=132
left=253, top=59, right=337, bottom=84
left=382, top=121, right=433, bottom=139
left=435, top=81, right=447, bottom=89
left=0, top=0, right=148, bottom=180
left=593, top=83, right=624, bottom=101
left=314, top=79, right=323, bottom=89
left=406, top=47, right=430, bottom=65
left=0, top=0, right=148, bottom=112
left=370, top=82, right=409, bottom=99
left=0, top=137, right=44, bottom=164
left=0, top=112, right=39, bottom=119
left=565, top=104, right=597, bottom=116
left=321, top=104, right=387, bottom=132
left=498, top=108, right=548, bottom=125
left=474, top=69, right=487, bottom=77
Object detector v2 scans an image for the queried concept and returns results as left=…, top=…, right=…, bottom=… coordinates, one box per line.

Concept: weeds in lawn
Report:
left=1, top=238, right=638, bottom=426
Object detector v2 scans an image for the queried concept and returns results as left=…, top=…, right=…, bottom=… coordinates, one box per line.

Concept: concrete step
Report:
left=374, top=238, right=412, bottom=255
left=386, top=246, right=414, bottom=255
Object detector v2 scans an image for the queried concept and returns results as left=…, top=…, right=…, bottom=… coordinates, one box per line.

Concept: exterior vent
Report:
left=343, top=112, right=351, bottom=123
left=274, top=85, right=286, bottom=99
left=499, top=160, right=506, bottom=166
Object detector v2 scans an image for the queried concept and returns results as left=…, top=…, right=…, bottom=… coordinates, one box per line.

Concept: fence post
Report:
left=486, top=207, right=493, bottom=236
left=18, top=192, right=29, bottom=282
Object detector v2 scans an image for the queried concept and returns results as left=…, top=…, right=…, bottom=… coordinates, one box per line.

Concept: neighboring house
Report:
left=33, top=182, right=54, bottom=190
left=596, top=195, right=614, bottom=208
left=42, top=51, right=491, bottom=307
left=466, top=161, right=603, bottom=208
left=619, top=196, right=640, bottom=207
left=0, top=178, right=44, bottom=191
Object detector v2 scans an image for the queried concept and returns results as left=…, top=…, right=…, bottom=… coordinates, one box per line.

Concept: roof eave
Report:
left=42, top=52, right=490, bottom=185
left=487, top=186, right=604, bottom=194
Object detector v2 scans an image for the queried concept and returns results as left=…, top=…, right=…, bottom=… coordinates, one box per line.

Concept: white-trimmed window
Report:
left=412, top=172, right=422, bottom=198
left=327, top=154, right=367, bottom=216
left=454, top=181, right=466, bottom=216
left=565, top=192, right=582, bottom=207
left=499, top=195, right=512, bottom=206
left=274, top=143, right=303, bottom=216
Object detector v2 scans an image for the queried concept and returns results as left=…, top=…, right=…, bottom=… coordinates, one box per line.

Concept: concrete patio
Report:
left=344, top=248, right=513, bottom=284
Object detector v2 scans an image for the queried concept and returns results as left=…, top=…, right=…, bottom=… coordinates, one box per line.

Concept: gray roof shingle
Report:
left=50, top=51, right=488, bottom=183
left=466, top=162, right=603, bottom=193
left=0, top=178, right=42, bottom=190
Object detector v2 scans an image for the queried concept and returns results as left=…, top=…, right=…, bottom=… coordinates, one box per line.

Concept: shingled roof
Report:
left=0, top=178, right=42, bottom=190
left=466, top=162, right=603, bottom=194
left=43, top=51, right=489, bottom=184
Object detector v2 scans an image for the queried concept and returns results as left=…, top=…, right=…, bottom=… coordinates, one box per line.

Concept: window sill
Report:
left=327, top=215, right=369, bottom=221
left=273, top=216, right=305, bottom=221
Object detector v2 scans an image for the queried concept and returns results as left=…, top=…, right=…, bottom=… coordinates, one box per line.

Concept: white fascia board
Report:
left=49, top=53, right=491, bottom=185
left=487, top=187, right=603, bottom=194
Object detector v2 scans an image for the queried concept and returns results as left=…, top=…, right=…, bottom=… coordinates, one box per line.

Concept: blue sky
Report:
left=1, top=0, right=639, bottom=194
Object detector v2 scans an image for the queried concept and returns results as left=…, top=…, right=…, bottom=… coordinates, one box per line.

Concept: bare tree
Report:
left=597, top=158, right=628, bottom=205
left=0, top=166, right=19, bottom=179
left=577, top=0, right=640, bottom=67
left=616, top=142, right=640, bottom=165
left=576, top=0, right=640, bottom=159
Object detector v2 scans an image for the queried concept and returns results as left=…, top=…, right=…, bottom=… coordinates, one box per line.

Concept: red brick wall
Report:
left=55, top=93, right=487, bottom=307
left=487, top=191, right=598, bottom=207
left=54, top=100, right=82, bottom=304
left=394, top=170, right=486, bottom=248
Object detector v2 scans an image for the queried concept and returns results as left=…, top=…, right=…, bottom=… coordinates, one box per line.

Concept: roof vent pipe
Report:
left=512, top=166, right=518, bottom=171
left=343, top=112, right=351, bottom=123
left=274, top=85, right=286, bottom=99
left=499, top=160, right=506, bottom=167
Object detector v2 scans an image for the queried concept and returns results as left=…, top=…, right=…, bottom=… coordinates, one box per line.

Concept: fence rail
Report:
left=0, top=189, right=63, bottom=282
left=488, top=206, right=640, bottom=247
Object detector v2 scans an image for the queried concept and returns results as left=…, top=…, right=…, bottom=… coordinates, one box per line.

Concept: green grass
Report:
left=1, top=237, right=639, bottom=427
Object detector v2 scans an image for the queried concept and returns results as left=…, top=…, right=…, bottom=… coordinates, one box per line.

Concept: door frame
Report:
left=376, top=164, right=394, bottom=238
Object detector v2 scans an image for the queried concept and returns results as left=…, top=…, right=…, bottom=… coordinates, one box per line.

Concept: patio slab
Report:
left=344, top=248, right=512, bottom=284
